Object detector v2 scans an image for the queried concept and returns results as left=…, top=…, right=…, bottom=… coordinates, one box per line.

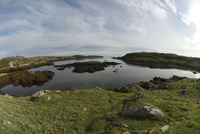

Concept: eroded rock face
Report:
left=119, top=102, right=164, bottom=118
left=0, top=71, right=54, bottom=89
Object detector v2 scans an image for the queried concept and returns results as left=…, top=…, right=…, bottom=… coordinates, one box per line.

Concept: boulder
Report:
left=119, top=102, right=164, bottom=118
left=116, top=83, right=144, bottom=93
left=45, top=95, right=51, bottom=100
left=117, top=86, right=128, bottom=93
left=32, top=90, right=46, bottom=97
left=4, top=94, right=13, bottom=99
left=141, top=82, right=158, bottom=90
left=161, top=125, right=169, bottom=132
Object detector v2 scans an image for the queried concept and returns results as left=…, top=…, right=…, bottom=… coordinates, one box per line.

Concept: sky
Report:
left=0, top=0, right=200, bottom=58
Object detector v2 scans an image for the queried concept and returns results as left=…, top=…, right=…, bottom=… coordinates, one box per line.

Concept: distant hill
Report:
left=116, top=52, right=200, bottom=72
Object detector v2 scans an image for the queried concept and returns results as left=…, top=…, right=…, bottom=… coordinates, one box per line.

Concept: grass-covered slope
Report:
left=1, top=78, right=200, bottom=134
left=116, top=52, right=200, bottom=72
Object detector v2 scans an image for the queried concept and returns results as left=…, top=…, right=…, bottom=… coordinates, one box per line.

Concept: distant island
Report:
left=115, top=52, right=200, bottom=73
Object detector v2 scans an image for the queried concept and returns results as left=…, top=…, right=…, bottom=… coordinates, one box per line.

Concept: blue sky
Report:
left=0, top=0, right=200, bottom=58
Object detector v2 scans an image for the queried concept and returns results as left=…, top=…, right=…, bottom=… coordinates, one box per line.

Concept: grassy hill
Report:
left=116, top=52, right=200, bottom=72
left=1, top=78, right=200, bottom=133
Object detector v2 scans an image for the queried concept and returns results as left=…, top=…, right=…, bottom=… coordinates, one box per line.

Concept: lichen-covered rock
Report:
left=119, top=102, right=164, bottom=118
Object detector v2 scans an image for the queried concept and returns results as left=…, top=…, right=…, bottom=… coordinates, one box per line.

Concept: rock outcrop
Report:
left=54, top=61, right=121, bottom=73
left=116, top=83, right=144, bottom=93
left=119, top=102, right=164, bottom=118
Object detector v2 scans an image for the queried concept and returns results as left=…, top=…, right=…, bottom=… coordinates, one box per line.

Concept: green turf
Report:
left=0, top=78, right=200, bottom=134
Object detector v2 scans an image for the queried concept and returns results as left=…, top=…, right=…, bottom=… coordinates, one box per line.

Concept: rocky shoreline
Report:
left=107, top=75, right=186, bottom=93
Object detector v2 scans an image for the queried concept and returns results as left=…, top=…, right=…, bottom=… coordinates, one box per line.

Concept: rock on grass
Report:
left=119, top=102, right=164, bottom=118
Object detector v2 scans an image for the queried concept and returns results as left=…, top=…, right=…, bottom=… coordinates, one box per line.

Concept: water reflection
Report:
left=1, top=57, right=200, bottom=95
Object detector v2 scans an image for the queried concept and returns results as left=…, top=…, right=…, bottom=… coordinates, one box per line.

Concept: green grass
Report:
left=0, top=57, right=15, bottom=69
left=1, top=78, right=200, bottom=133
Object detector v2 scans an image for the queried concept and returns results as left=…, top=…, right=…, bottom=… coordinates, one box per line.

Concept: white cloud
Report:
left=181, top=0, right=200, bottom=49
left=164, top=0, right=177, bottom=13
left=184, top=31, right=200, bottom=46
left=130, top=24, right=146, bottom=34
left=181, top=1, right=200, bottom=29
left=0, top=0, right=200, bottom=58
left=116, top=0, right=168, bottom=20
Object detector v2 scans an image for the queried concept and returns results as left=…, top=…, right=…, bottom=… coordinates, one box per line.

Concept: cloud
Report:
left=164, top=0, right=177, bottom=13
left=181, top=0, right=200, bottom=48
left=130, top=24, right=146, bottom=34
left=0, top=0, right=199, bottom=59
left=116, top=0, right=168, bottom=20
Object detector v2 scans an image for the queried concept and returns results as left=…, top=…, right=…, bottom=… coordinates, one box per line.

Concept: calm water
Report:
left=1, top=57, right=200, bottom=95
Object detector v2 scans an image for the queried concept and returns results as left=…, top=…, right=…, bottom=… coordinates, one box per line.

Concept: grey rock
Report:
left=95, top=86, right=102, bottom=89
left=149, top=129, right=154, bottom=134
left=161, top=125, right=169, bottom=132
left=9, top=61, right=14, bottom=67
left=44, top=90, right=51, bottom=93
left=120, top=102, right=164, bottom=118
left=158, top=83, right=165, bottom=89
left=193, top=71, right=197, bottom=74
left=83, top=107, right=87, bottom=111
left=171, top=75, right=186, bottom=82
left=107, top=121, right=129, bottom=130
left=131, top=130, right=147, bottom=134
left=117, top=83, right=144, bottom=93
left=2, top=120, right=11, bottom=125
left=180, top=90, right=186, bottom=94
left=141, top=82, right=158, bottom=90
left=134, top=93, right=146, bottom=99
left=122, top=131, right=130, bottom=134
left=45, top=95, right=51, bottom=100
left=4, top=94, right=13, bottom=99
left=32, top=90, right=46, bottom=97
left=117, top=86, right=128, bottom=93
